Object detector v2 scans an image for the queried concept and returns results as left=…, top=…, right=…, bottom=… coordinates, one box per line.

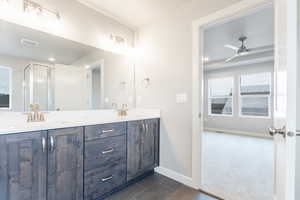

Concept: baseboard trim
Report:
left=198, top=188, right=224, bottom=200
left=204, top=128, right=272, bottom=139
left=154, top=167, right=197, bottom=189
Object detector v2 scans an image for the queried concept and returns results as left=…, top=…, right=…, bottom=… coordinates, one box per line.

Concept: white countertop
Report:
left=0, top=109, right=160, bottom=135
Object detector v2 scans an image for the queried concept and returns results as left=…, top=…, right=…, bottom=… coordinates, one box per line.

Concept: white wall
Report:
left=204, top=62, right=274, bottom=136
left=136, top=0, right=241, bottom=177
left=73, top=51, right=135, bottom=109
left=54, top=64, right=88, bottom=111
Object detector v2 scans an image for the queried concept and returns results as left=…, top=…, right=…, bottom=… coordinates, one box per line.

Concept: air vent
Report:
left=20, top=38, right=40, bottom=47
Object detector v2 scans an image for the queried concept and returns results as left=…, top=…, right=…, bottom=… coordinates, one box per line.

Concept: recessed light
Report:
left=48, top=57, right=56, bottom=62
left=85, top=65, right=91, bottom=69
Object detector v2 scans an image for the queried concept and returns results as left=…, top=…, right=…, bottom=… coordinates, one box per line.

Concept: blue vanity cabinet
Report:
left=127, top=119, right=160, bottom=181
left=0, top=118, right=160, bottom=200
left=0, top=131, right=47, bottom=200
left=84, top=122, right=127, bottom=200
left=47, top=127, right=84, bottom=200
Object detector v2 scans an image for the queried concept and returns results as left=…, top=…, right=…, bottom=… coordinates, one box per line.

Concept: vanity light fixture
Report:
left=23, top=0, right=61, bottom=20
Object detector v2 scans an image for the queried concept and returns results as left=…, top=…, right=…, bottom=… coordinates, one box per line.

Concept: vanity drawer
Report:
left=85, top=122, right=126, bottom=141
left=84, top=162, right=126, bottom=200
left=84, top=135, right=126, bottom=172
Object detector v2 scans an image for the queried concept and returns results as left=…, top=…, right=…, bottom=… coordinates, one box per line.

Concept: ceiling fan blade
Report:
left=224, top=44, right=239, bottom=51
left=248, top=45, right=274, bottom=54
left=225, top=55, right=238, bottom=62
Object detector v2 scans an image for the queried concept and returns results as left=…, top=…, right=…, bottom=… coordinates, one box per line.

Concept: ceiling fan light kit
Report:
left=224, top=36, right=250, bottom=62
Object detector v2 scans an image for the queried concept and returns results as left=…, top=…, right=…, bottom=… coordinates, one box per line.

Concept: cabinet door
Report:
left=0, top=132, right=47, bottom=200
left=127, top=120, right=143, bottom=181
left=47, top=127, right=83, bottom=200
left=142, top=119, right=159, bottom=170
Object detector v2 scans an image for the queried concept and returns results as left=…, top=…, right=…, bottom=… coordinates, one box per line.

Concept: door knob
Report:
left=268, top=126, right=294, bottom=137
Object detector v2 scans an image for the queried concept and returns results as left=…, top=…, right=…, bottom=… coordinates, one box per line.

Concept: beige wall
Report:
left=136, top=0, right=241, bottom=177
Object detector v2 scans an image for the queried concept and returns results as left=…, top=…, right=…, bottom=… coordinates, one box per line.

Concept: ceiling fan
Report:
left=224, top=36, right=250, bottom=62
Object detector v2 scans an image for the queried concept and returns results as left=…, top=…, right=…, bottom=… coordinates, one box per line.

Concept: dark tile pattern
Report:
left=106, top=173, right=219, bottom=200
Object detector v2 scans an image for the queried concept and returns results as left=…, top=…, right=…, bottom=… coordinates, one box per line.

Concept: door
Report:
left=192, top=0, right=298, bottom=198
left=127, top=120, right=143, bottom=181
left=0, top=131, right=47, bottom=200
left=127, top=119, right=159, bottom=181
left=47, top=127, right=84, bottom=200
left=142, top=119, right=159, bottom=170
left=271, top=0, right=298, bottom=199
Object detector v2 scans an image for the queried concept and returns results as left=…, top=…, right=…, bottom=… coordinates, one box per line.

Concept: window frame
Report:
left=0, top=66, right=12, bottom=110
left=238, top=72, right=272, bottom=119
left=207, top=76, right=234, bottom=117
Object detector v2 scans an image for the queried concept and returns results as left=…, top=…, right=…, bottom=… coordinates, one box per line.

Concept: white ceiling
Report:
left=77, top=0, right=193, bottom=27
left=204, top=6, right=274, bottom=61
left=0, top=20, right=98, bottom=65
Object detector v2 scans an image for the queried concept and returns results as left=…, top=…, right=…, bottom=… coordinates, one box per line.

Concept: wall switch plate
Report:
left=176, top=93, right=188, bottom=104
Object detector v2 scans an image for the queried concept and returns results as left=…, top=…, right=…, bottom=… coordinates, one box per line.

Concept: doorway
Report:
left=200, top=4, right=274, bottom=200
left=192, top=0, right=298, bottom=199
left=86, top=60, right=104, bottom=110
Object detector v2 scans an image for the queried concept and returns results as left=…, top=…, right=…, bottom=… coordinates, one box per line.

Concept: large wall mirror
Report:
left=0, top=20, right=135, bottom=112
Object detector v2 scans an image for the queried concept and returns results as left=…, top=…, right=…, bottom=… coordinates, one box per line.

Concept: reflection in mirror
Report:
left=0, top=66, right=11, bottom=109
left=0, top=20, right=135, bottom=112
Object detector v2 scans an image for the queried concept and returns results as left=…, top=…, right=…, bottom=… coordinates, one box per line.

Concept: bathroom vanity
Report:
left=0, top=110, right=160, bottom=200
left=0, top=8, right=160, bottom=200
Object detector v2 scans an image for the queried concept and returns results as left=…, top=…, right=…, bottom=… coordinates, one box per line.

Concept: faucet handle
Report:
left=24, top=112, right=33, bottom=122
left=39, top=112, right=45, bottom=122
left=29, top=104, right=40, bottom=111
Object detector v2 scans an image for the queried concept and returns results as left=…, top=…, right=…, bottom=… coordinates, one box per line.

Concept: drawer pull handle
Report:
left=101, top=175, right=113, bottom=182
left=102, top=148, right=114, bottom=154
left=101, top=129, right=114, bottom=134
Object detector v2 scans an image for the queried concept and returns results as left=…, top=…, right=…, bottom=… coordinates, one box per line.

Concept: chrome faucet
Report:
left=26, top=104, right=45, bottom=122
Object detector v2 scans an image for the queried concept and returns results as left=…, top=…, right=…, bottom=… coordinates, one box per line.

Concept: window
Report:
left=0, top=66, right=11, bottom=109
left=239, top=72, right=271, bottom=117
left=208, top=77, right=233, bottom=116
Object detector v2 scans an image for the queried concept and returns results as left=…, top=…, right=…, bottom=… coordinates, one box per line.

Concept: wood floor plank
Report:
left=106, top=173, right=219, bottom=200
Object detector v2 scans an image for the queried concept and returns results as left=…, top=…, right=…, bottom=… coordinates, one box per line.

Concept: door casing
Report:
left=191, top=0, right=298, bottom=199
